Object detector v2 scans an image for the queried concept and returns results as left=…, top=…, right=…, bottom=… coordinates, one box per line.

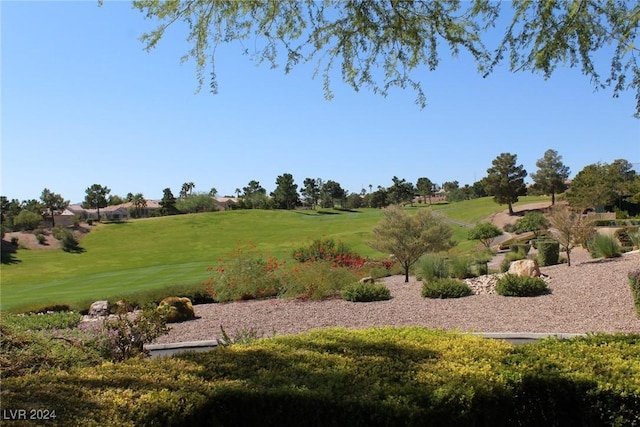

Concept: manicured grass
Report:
left=0, top=197, right=550, bottom=312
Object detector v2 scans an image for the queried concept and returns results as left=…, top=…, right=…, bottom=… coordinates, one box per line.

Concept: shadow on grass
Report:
left=1, top=239, right=21, bottom=264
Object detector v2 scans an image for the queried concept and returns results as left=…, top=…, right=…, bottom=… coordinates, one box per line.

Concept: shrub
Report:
left=98, top=301, right=170, bottom=361
left=36, top=234, right=46, bottom=245
left=13, top=210, right=42, bottom=231
left=204, top=246, right=285, bottom=302
left=2, top=311, right=82, bottom=331
left=419, top=254, right=449, bottom=280
left=342, top=282, right=391, bottom=302
left=588, top=234, right=622, bottom=259
left=629, top=231, right=640, bottom=248
left=537, top=239, right=560, bottom=266
left=503, top=223, right=516, bottom=233
left=292, top=237, right=365, bottom=269
left=1, top=328, right=639, bottom=425
left=514, top=211, right=549, bottom=237
left=496, top=274, right=549, bottom=297
left=87, top=218, right=93, bottom=225
left=509, top=243, right=530, bottom=255
left=447, top=254, right=473, bottom=279
left=467, top=222, right=503, bottom=248
left=10, top=236, right=19, bottom=246
left=281, top=261, right=359, bottom=300
left=629, top=270, right=640, bottom=317
left=0, top=320, right=102, bottom=378
left=422, top=278, right=473, bottom=298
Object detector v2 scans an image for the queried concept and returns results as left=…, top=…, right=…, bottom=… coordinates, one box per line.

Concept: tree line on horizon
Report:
left=2, top=150, right=639, bottom=236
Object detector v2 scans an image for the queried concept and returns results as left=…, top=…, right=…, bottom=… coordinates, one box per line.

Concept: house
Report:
left=215, top=197, right=238, bottom=211
left=66, top=204, right=130, bottom=221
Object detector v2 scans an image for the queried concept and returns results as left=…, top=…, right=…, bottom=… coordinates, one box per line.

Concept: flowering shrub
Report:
left=204, top=244, right=286, bottom=302
left=280, top=260, right=360, bottom=300
left=292, top=237, right=366, bottom=269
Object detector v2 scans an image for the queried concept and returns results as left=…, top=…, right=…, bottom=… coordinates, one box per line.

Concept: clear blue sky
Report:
left=2, top=1, right=639, bottom=204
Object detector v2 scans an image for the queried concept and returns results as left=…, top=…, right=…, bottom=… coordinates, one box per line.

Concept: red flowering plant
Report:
left=291, top=237, right=366, bottom=269
left=204, top=242, right=286, bottom=302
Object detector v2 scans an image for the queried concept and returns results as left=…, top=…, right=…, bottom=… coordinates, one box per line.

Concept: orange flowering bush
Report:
left=204, top=243, right=286, bottom=302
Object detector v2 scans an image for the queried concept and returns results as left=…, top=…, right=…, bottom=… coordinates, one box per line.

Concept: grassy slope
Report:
left=0, top=196, right=549, bottom=312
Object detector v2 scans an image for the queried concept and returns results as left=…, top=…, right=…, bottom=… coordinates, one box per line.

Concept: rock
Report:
left=507, top=259, right=541, bottom=277
left=88, top=300, right=110, bottom=317
left=158, top=297, right=195, bottom=323
left=359, top=276, right=375, bottom=284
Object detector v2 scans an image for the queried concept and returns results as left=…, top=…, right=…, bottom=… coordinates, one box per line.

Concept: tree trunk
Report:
left=508, top=203, right=515, bottom=215
left=404, top=264, right=410, bottom=283
left=551, top=192, right=556, bottom=205
left=566, top=249, right=571, bottom=267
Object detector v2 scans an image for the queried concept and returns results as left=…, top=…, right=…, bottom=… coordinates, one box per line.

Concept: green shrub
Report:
left=342, top=281, right=391, bottom=302
left=496, top=274, right=549, bottom=297
left=509, top=243, right=530, bottom=255
left=1, top=328, right=639, bottom=425
left=537, top=239, right=560, bottom=266
left=281, top=261, right=359, bottom=300
left=36, top=233, right=46, bottom=245
left=422, top=278, right=473, bottom=298
left=629, top=270, right=640, bottom=317
left=10, top=236, right=19, bottom=246
left=13, top=210, right=42, bottom=231
left=419, top=254, right=449, bottom=280
left=447, top=254, right=473, bottom=279
left=0, top=316, right=101, bottom=378
left=588, top=234, right=622, bottom=259
left=629, top=231, right=640, bottom=248
left=3, top=311, right=82, bottom=331
left=204, top=246, right=285, bottom=302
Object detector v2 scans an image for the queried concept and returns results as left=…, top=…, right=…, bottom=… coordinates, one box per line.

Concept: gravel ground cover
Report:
left=154, top=248, right=640, bottom=344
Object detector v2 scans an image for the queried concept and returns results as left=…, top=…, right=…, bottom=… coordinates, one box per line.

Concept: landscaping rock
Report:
left=88, top=300, right=110, bottom=317
left=158, top=297, right=196, bottom=323
left=508, top=259, right=541, bottom=277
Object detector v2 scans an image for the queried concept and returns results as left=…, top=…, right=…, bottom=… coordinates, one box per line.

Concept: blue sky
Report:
left=2, top=1, right=639, bottom=204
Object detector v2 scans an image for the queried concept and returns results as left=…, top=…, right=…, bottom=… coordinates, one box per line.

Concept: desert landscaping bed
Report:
left=154, top=248, right=640, bottom=344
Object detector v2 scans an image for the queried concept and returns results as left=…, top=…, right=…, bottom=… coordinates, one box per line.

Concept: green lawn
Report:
left=0, top=196, right=549, bottom=312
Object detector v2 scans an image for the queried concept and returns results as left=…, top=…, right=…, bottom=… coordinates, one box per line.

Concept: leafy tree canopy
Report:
left=271, top=173, right=299, bottom=210
left=484, top=152, right=527, bottom=215
left=132, top=0, right=640, bottom=117
left=514, top=211, right=550, bottom=238
left=369, top=205, right=454, bottom=282
left=530, top=149, right=570, bottom=205
left=567, top=159, right=639, bottom=210
left=467, top=222, right=503, bottom=249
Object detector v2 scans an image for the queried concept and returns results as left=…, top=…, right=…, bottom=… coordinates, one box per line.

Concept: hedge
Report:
left=630, top=270, right=640, bottom=317
left=2, top=328, right=639, bottom=426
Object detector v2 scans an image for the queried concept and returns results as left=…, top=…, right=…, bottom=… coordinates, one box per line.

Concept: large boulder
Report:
left=507, top=259, right=541, bottom=277
left=88, top=300, right=110, bottom=317
left=158, top=297, right=195, bottom=323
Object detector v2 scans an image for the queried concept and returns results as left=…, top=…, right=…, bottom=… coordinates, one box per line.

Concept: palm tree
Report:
left=132, top=193, right=147, bottom=217
left=234, top=188, right=241, bottom=199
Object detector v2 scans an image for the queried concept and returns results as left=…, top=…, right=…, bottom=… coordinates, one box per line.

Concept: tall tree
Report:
left=40, top=188, right=69, bottom=227
left=208, top=187, right=218, bottom=197
left=180, top=182, right=195, bottom=199
left=301, top=178, right=320, bottom=209
left=567, top=160, right=638, bottom=211
left=131, top=193, right=147, bottom=217
left=242, top=180, right=267, bottom=209
left=388, top=176, right=415, bottom=205
left=159, top=188, right=178, bottom=215
left=271, top=173, right=299, bottom=210
left=484, top=153, right=527, bottom=215
left=416, top=177, right=434, bottom=205
left=369, top=206, right=454, bottom=283
left=442, top=181, right=459, bottom=193
left=83, top=184, right=111, bottom=219
left=133, top=1, right=640, bottom=117
left=531, top=149, right=570, bottom=205
left=320, top=180, right=346, bottom=208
